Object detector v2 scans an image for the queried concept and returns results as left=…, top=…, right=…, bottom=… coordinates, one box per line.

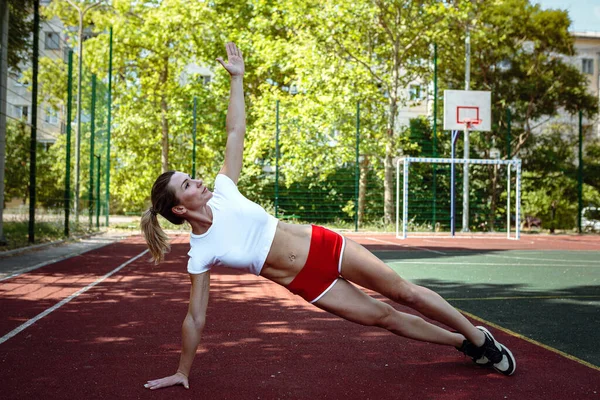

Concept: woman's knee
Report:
left=392, top=281, right=426, bottom=308
left=370, top=303, right=396, bottom=329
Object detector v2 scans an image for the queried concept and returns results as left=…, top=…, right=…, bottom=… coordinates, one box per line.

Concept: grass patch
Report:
left=111, top=215, right=191, bottom=232
left=0, top=220, right=96, bottom=251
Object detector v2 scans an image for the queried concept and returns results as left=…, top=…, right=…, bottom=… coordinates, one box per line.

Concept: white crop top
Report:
left=187, top=174, right=279, bottom=275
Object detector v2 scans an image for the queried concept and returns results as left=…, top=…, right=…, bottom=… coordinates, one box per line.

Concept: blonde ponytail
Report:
left=140, top=208, right=171, bottom=264
left=141, top=171, right=186, bottom=265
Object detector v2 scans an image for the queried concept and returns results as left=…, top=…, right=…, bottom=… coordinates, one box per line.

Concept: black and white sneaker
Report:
left=476, top=326, right=516, bottom=376
left=456, top=336, right=492, bottom=366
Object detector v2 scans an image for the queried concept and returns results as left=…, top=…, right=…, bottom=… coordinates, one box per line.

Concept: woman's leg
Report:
left=340, top=238, right=485, bottom=347
left=314, top=278, right=465, bottom=347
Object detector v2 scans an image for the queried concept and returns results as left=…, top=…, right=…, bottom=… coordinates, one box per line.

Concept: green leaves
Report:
left=6, top=0, right=35, bottom=72
left=29, top=0, right=598, bottom=223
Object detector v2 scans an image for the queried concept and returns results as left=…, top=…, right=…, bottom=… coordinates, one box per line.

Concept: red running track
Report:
left=347, top=233, right=600, bottom=251
left=1, top=235, right=599, bottom=399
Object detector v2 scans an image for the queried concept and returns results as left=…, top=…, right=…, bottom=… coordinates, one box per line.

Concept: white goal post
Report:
left=396, top=157, right=522, bottom=240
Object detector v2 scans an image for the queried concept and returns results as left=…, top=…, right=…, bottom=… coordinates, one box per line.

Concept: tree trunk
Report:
left=358, top=155, right=369, bottom=226
left=384, top=97, right=398, bottom=225
left=160, top=56, right=169, bottom=173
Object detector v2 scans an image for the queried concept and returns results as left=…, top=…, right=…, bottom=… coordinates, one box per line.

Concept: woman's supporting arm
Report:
left=144, top=271, right=211, bottom=390
left=177, top=271, right=210, bottom=377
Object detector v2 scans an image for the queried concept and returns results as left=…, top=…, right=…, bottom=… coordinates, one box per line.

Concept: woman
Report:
left=141, top=43, right=515, bottom=390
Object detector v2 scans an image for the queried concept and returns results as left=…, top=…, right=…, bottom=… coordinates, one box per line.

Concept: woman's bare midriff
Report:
left=259, top=221, right=312, bottom=286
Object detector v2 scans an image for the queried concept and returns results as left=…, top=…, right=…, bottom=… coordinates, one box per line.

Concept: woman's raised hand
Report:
left=144, top=371, right=189, bottom=390
left=217, top=42, right=245, bottom=77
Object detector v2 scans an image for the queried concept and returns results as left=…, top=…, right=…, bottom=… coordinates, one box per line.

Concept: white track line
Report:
left=365, top=237, right=446, bottom=255
left=484, top=253, right=600, bottom=264
left=0, top=249, right=148, bottom=345
left=535, top=237, right=600, bottom=246
left=396, top=235, right=531, bottom=241
left=1, top=258, right=72, bottom=282
left=0, top=240, right=119, bottom=282
left=1, top=254, right=91, bottom=282
left=388, top=261, right=579, bottom=267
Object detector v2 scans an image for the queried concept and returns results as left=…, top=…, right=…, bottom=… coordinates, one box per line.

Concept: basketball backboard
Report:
left=443, top=90, right=491, bottom=131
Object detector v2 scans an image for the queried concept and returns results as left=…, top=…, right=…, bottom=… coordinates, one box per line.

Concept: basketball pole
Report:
left=463, top=24, right=471, bottom=232
left=450, top=130, right=460, bottom=237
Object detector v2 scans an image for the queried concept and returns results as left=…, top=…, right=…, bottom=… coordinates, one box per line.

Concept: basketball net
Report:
left=462, top=118, right=482, bottom=130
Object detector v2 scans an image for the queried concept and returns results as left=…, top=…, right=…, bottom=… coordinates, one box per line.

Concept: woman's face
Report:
left=169, top=171, right=213, bottom=214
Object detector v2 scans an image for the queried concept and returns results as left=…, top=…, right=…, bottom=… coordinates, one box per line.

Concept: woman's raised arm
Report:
left=217, top=42, right=245, bottom=184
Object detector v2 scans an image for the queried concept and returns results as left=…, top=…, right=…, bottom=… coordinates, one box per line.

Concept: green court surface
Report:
left=375, top=249, right=600, bottom=369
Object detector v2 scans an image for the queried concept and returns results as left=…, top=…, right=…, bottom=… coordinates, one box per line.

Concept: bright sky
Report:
left=534, top=0, right=600, bottom=32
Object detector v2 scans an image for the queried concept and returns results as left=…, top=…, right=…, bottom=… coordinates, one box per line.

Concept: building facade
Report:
left=6, top=11, right=71, bottom=145
left=570, top=31, right=600, bottom=138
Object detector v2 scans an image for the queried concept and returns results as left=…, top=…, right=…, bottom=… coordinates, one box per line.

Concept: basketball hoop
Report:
left=443, top=90, right=491, bottom=132
left=462, top=118, right=482, bottom=129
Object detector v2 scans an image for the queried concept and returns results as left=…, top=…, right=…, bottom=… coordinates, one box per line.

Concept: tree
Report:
left=286, top=0, right=464, bottom=224
left=200, top=0, right=392, bottom=224
left=1, top=0, right=36, bottom=245
left=3, top=119, right=60, bottom=208
left=6, top=0, right=35, bottom=72
left=35, top=0, right=597, bottom=227
left=4, top=120, right=30, bottom=204
left=42, top=0, right=224, bottom=211
left=583, top=139, right=600, bottom=194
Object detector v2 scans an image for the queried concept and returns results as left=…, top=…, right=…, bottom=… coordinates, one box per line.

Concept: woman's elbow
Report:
left=185, top=313, right=206, bottom=332
left=194, top=317, right=206, bottom=332
left=192, top=315, right=206, bottom=332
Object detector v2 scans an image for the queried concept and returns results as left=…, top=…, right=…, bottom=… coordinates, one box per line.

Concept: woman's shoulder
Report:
left=214, top=173, right=238, bottom=191
left=188, top=235, right=216, bottom=258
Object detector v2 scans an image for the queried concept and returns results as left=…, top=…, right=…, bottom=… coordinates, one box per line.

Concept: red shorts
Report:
left=286, top=225, right=346, bottom=303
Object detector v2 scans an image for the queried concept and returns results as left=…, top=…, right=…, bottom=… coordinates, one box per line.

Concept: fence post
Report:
left=95, top=154, right=100, bottom=228
left=192, top=96, right=197, bottom=178
left=578, top=110, right=583, bottom=233
left=89, top=74, right=96, bottom=228
left=29, top=0, right=40, bottom=243
left=354, top=101, right=360, bottom=232
left=105, top=27, right=113, bottom=227
left=432, top=42, right=438, bottom=231
left=275, top=100, right=280, bottom=218
left=506, top=108, right=511, bottom=158
left=65, top=50, right=74, bottom=236
left=0, top=0, right=8, bottom=245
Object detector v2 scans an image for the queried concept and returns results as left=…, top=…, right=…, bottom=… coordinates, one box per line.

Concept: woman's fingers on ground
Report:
left=144, top=377, right=168, bottom=390
left=144, top=375, right=187, bottom=390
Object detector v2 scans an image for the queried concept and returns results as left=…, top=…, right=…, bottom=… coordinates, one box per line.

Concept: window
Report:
left=194, top=74, right=211, bottom=85
left=582, top=58, right=594, bottom=74
left=409, top=85, right=423, bottom=101
left=45, top=107, right=58, bottom=125
left=10, top=71, right=28, bottom=87
left=45, top=32, right=60, bottom=50
left=13, top=105, right=29, bottom=120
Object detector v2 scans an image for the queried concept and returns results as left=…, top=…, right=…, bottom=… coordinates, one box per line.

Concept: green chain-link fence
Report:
left=1, top=13, right=112, bottom=249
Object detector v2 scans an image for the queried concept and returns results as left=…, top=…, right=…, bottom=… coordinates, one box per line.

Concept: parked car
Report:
left=582, top=207, right=600, bottom=232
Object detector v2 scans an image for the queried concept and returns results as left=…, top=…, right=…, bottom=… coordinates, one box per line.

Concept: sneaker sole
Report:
left=476, top=326, right=517, bottom=376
